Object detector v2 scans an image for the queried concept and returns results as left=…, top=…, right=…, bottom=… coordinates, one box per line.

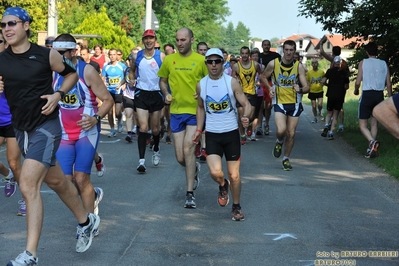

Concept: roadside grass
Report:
left=303, top=88, right=399, bottom=179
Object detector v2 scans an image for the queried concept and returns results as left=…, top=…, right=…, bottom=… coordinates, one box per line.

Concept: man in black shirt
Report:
left=320, top=56, right=350, bottom=140
left=0, top=7, right=100, bottom=265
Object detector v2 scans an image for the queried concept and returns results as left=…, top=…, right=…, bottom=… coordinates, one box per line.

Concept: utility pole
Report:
left=47, top=0, right=58, bottom=37
left=144, top=0, right=152, bottom=30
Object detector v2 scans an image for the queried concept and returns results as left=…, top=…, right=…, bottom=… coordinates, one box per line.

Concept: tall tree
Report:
left=73, top=6, right=135, bottom=56
left=152, top=0, right=230, bottom=50
left=298, top=0, right=399, bottom=86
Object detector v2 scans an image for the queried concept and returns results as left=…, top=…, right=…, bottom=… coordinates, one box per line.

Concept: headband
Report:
left=52, top=41, right=76, bottom=49
left=2, top=7, right=32, bottom=23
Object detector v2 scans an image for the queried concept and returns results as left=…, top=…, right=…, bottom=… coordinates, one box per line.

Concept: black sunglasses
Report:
left=58, top=50, right=71, bottom=55
left=0, top=40, right=4, bottom=44
left=205, top=59, right=223, bottom=65
left=0, top=20, right=23, bottom=28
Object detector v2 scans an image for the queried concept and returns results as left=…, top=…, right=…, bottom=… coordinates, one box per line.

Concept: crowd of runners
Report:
left=0, top=6, right=396, bottom=266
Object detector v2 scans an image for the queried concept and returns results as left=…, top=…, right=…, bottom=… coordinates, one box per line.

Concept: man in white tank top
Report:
left=354, top=42, right=392, bottom=158
left=193, top=48, right=251, bottom=221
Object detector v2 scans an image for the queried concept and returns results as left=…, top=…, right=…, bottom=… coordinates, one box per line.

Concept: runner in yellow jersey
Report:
left=262, top=40, right=309, bottom=171
left=231, top=46, right=265, bottom=144
left=306, top=59, right=325, bottom=123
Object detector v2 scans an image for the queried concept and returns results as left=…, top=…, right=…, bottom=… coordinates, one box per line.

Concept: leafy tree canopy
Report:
left=299, top=0, right=399, bottom=87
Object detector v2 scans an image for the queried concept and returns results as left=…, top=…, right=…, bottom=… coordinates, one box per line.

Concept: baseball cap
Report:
left=142, top=29, right=156, bottom=38
left=205, top=48, right=223, bottom=59
left=333, top=56, right=342, bottom=64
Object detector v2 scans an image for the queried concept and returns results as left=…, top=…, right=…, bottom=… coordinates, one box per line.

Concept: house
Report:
left=275, top=34, right=317, bottom=58
left=313, top=34, right=364, bottom=61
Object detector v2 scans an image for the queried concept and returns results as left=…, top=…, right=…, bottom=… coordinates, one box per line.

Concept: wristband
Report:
left=55, top=90, right=65, bottom=100
left=196, top=129, right=202, bottom=134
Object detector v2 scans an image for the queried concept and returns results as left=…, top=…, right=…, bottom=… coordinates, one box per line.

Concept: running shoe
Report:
left=367, top=140, right=380, bottom=158
left=264, top=125, right=270, bottom=135
left=118, top=120, right=123, bottom=133
left=282, top=158, right=292, bottom=171
left=95, top=154, right=105, bottom=177
left=311, top=117, right=318, bottom=123
left=184, top=193, right=196, bottom=209
left=195, top=142, right=201, bottom=158
left=217, top=179, right=229, bottom=207
left=7, top=250, right=38, bottom=266
left=273, top=141, right=282, bottom=158
left=125, top=133, right=133, bottom=143
left=321, top=126, right=329, bottom=137
left=250, top=132, right=257, bottom=141
left=327, top=132, right=334, bottom=140
left=76, top=213, right=100, bottom=253
left=132, top=125, right=137, bottom=134
left=256, top=128, right=262, bottom=136
left=193, top=162, right=201, bottom=190
left=17, top=200, right=26, bottom=216
left=232, top=206, right=245, bottom=221
left=4, top=170, right=16, bottom=197
left=94, top=187, right=104, bottom=216
left=165, top=135, right=172, bottom=144
left=137, top=163, right=146, bottom=173
left=107, top=128, right=116, bottom=138
left=199, top=149, right=206, bottom=162
left=152, top=150, right=161, bottom=166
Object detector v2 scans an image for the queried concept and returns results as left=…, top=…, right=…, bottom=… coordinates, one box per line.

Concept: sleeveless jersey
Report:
left=135, top=49, right=162, bottom=91
left=123, top=67, right=135, bottom=99
left=0, top=43, right=59, bottom=131
left=200, top=74, right=237, bottom=133
left=272, top=58, right=301, bottom=104
left=237, top=61, right=256, bottom=95
left=306, top=69, right=325, bottom=93
left=90, top=54, right=106, bottom=70
left=53, top=60, right=99, bottom=140
left=102, top=61, right=127, bottom=94
left=362, top=58, right=388, bottom=91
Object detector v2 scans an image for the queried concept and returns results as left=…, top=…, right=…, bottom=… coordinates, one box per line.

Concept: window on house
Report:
left=299, top=40, right=303, bottom=49
left=327, top=42, right=331, bottom=49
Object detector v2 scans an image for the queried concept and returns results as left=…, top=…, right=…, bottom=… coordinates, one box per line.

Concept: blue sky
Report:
left=226, top=0, right=326, bottom=40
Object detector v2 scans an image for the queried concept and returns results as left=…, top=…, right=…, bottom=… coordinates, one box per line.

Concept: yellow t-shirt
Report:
left=306, top=69, right=325, bottom=93
left=158, top=52, right=208, bottom=115
left=272, top=58, right=300, bottom=104
left=237, top=61, right=256, bottom=95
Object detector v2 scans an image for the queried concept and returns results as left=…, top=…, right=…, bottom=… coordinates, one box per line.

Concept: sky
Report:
left=226, top=0, right=326, bottom=40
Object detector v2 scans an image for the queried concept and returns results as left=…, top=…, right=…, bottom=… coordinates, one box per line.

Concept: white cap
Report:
left=333, top=56, right=342, bottom=64
left=205, top=48, right=223, bottom=59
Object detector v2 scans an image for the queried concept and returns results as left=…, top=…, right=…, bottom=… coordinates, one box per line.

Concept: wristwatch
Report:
left=93, top=114, right=101, bottom=123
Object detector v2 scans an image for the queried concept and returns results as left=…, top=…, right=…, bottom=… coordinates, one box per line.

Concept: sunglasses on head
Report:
left=0, top=20, right=23, bottom=28
left=205, top=58, right=223, bottom=65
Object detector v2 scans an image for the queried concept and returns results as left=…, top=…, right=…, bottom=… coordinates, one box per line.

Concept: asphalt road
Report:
left=1, top=105, right=399, bottom=266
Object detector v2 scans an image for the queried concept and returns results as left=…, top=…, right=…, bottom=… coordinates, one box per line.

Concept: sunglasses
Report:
left=58, top=50, right=71, bottom=55
left=205, top=59, right=223, bottom=65
left=117, top=53, right=122, bottom=56
left=0, top=40, right=4, bottom=44
left=0, top=20, right=23, bottom=28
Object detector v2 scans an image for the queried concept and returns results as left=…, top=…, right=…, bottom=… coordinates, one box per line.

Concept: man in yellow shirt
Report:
left=306, top=59, right=325, bottom=123
left=158, top=28, right=208, bottom=208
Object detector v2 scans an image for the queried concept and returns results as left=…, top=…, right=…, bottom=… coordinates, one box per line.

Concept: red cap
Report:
left=142, top=29, right=156, bottom=38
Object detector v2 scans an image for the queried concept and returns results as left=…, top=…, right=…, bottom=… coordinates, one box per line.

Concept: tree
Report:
left=152, top=0, right=230, bottom=50
left=73, top=6, right=135, bottom=56
left=298, top=0, right=399, bottom=87
left=79, top=0, right=145, bottom=44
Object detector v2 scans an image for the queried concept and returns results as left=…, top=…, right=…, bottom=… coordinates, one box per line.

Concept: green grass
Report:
left=303, top=85, right=399, bottom=178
